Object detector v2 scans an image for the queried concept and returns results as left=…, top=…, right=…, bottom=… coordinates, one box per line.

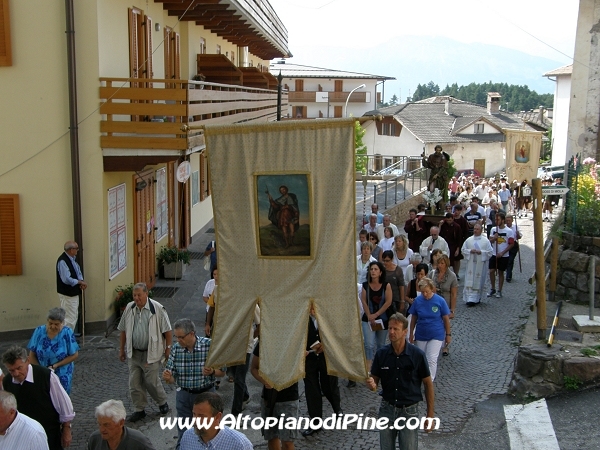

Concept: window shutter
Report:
left=173, top=32, right=180, bottom=80
left=0, top=194, right=22, bottom=275
left=128, top=8, right=140, bottom=79
left=0, top=0, right=12, bottom=66
left=334, top=106, right=342, bottom=118
left=144, top=15, right=153, bottom=87
left=199, top=154, right=206, bottom=201
left=164, top=27, right=172, bottom=81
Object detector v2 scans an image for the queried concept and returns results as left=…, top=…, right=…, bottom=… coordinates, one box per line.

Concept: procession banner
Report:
left=204, top=119, right=366, bottom=389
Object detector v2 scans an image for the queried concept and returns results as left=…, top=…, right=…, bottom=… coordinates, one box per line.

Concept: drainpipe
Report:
left=65, top=0, right=84, bottom=331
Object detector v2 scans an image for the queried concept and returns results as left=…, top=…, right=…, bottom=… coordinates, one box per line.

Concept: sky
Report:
left=268, top=0, right=579, bottom=67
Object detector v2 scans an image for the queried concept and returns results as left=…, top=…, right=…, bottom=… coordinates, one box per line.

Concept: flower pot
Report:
left=163, top=261, right=188, bottom=279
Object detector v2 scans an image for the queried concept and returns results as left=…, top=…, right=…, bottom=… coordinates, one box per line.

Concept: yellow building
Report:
left=0, top=0, right=290, bottom=334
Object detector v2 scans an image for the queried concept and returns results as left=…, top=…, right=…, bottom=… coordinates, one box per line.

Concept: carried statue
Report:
left=422, top=145, right=450, bottom=210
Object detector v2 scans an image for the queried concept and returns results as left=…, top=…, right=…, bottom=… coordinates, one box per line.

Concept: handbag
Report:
left=203, top=241, right=214, bottom=271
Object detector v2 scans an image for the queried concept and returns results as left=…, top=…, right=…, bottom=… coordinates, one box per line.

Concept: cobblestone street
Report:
left=0, top=211, right=556, bottom=449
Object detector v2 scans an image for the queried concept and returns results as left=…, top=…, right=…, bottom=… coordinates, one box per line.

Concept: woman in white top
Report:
left=357, top=241, right=377, bottom=284
left=391, top=234, right=413, bottom=270
left=378, top=226, right=395, bottom=252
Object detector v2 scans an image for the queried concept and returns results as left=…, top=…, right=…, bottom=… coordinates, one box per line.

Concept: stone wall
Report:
left=554, top=233, right=600, bottom=307
left=509, top=344, right=600, bottom=399
left=384, top=190, right=427, bottom=227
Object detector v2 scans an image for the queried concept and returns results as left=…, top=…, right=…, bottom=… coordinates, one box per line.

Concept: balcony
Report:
left=99, top=78, right=288, bottom=171
left=288, top=91, right=367, bottom=103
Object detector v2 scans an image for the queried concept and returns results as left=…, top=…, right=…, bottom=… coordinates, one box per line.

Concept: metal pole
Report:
left=590, top=255, right=596, bottom=321
left=345, top=84, right=366, bottom=118
left=362, top=174, right=368, bottom=230
left=532, top=178, right=547, bottom=340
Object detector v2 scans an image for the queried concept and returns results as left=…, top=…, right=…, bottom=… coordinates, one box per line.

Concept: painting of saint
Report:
left=515, top=141, right=530, bottom=164
left=256, top=174, right=311, bottom=258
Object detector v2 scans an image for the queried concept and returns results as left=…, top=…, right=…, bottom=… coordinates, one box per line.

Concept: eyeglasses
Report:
left=174, top=332, right=191, bottom=340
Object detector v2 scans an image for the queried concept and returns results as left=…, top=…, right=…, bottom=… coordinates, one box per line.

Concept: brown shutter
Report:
left=295, top=79, right=303, bottom=92
left=173, top=32, right=180, bottom=80
left=128, top=8, right=141, bottom=80
left=0, top=194, right=22, bottom=275
left=334, top=106, right=342, bottom=118
left=334, top=80, right=343, bottom=92
left=164, top=27, right=172, bottom=82
left=144, top=15, right=153, bottom=87
left=199, top=153, right=206, bottom=201
left=0, top=0, right=12, bottom=66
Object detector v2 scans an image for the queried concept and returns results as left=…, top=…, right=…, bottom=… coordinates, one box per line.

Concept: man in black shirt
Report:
left=366, top=313, right=435, bottom=450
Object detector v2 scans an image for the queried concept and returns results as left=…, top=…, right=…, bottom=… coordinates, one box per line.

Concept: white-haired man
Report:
left=87, top=399, right=155, bottom=449
left=419, top=227, right=449, bottom=264
left=376, top=215, right=400, bottom=240
left=0, top=391, right=48, bottom=449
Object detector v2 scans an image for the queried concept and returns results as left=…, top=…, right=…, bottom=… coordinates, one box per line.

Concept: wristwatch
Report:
left=166, top=345, right=172, bottom=349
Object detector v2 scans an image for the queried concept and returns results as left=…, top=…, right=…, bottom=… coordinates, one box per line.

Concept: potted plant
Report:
left=114, top=284, right=154, bottom=313
left=157, top=246, right=191, bottom=279
left=191, top=73, right=206, bottom=89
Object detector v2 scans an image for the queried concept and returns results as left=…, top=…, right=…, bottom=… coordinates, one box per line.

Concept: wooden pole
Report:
left=532, top=178, right=547, bottom=340
left=549, top=237, right=559, bottom=301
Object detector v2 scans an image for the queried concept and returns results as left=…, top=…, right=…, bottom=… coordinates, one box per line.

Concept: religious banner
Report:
left=204, top=119, right=366, bottom=389
left=503, top=129, right=543, bottom=185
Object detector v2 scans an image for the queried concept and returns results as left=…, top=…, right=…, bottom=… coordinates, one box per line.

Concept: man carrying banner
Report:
left=366, top=313, right=435, bottom=450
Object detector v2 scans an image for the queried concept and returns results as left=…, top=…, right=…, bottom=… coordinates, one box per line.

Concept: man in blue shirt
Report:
left=56, top=241, right=87, bottom=330
left=366, top=313, right=435, bottom=450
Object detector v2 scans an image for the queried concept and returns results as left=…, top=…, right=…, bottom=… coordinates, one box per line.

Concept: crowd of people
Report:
left=0, top=175, right=554, bottom=450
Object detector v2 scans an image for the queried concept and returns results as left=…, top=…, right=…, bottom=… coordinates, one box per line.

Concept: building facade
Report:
left=0, top=0, right=290, bottom=333
left=544, top=64, right=572, bottom=166
left=269, top=61, right=394, bottom=119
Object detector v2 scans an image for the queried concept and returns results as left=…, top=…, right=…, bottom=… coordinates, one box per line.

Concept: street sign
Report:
left=541, top=186, right=570, bottom=195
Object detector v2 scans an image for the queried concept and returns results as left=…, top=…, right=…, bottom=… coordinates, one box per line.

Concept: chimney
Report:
left=538, top=106, right=544, bottom=123
left=487, top=92, right=501, bottom=115
left=444, top=97, right=452, bottom=115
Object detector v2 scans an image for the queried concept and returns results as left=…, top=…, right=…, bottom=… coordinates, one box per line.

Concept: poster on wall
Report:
left=108, top=183, right=127, bottom=280
left=155, top=168, right=168, bottom=242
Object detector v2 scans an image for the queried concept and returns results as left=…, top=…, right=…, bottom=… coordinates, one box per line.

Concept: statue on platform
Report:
left=422, top=145, right=450, bottom=211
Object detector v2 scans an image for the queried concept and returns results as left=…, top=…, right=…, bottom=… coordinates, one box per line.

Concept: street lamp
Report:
left=344, top=83, right=366, bottom=117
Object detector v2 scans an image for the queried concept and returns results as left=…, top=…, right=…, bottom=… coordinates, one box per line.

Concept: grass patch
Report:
left=564, top=375, right=583, bottom=390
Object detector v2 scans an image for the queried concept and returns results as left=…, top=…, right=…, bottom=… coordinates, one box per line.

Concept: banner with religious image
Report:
left=503, top=129, right=543, bottom=185
left=204, top=119, right=366, bottom=389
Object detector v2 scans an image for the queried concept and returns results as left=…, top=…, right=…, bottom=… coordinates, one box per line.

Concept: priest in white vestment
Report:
left=461, top=223, right=493, bottom=306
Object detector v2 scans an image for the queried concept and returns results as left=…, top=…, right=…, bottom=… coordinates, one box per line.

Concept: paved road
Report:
left=0, top=209, right=569, bottom=449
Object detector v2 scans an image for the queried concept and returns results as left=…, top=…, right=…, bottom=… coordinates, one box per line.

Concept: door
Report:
left=134, top=170, right=156, bottom=288
left=474, top=159, right=486, bottom=177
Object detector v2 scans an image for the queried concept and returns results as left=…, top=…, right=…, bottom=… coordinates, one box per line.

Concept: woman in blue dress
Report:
left=28, top=307, right=79, bottom=394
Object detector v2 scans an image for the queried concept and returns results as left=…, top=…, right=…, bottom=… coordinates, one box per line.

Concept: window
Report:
left=334, top=106, right=342, bottom=118
left=199, top=37, right=206, bottom=54
left=381, top=122, right=397, bottom=136
left=216, top=44, right=221, bottom=54
left=0, top=0, right=12, bottom=66
left=191, top=171, right=199, bottom=205
left=155, top=168, right=168, bottom=242
left=474, top=123, right=484, bottom=134
left=199, top=153, right=210, bottom=201
left=128, top=8, right=153, bottom=81
left=0, top=194, right=22, bottom=275
left=295, top=106, right=306, bottom=118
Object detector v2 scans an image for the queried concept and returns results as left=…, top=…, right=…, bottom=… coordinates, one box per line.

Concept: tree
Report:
left=355, top=120, right=368, bottom=174
left=388, top=94, right=399, bottom=106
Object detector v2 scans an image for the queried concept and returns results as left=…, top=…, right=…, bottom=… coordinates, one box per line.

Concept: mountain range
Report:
left=286, top=35, right=569, bottom=101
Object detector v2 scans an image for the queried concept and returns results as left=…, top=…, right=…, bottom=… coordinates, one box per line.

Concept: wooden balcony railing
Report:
left=99, top=78, right=288, bottom=156
left=288, top=91, right=367, bottom=103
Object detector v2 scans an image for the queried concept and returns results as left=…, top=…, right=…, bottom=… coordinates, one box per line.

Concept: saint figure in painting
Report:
left=266, top=185, right=299, bottom=248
